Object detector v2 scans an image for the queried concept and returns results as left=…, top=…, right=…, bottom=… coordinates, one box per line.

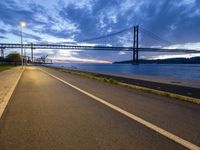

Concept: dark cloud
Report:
left=0, top=0, right=200, bottom=61
left=59, top=4, right=99, bottom=39
left=135, top=0, right=200, bottom=45
left=0, top=35, right=6, bottom=39
left=0, top=0, right=35, bottom=27
left=0, top=29, right=7, bottom=34
left=10, top=29, right=43, bottom=41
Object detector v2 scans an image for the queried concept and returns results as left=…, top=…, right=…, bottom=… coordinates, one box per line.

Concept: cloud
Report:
left=0, top=35, right=6, bottom=39
left=0, top=29, right=7, bottom=34
left=40, top=49, right=112, bottom=63
left=0, top=0, right=200, bottom=62
left=163, top=42, right=200, bottom=50
left=151, top=53, right=200, bottom=60
left=176, top=0, right=196, bottom=6
left=53, top=57, right=111, bottom=64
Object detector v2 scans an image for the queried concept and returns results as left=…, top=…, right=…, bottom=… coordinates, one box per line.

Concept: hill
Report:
left=114, top=57, right=200, bottom=64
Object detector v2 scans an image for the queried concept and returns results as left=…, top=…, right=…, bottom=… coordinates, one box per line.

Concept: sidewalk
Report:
left=0, top=67, right=23, bottom=109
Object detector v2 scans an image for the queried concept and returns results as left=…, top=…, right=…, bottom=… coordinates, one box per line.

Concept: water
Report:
left=46, top=63, right=200, bottom=81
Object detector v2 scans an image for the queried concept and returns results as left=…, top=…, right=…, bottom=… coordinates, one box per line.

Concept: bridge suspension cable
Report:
left=77, top=26, right=134, bottom=43
left=140, top=26, right=173, bottom=45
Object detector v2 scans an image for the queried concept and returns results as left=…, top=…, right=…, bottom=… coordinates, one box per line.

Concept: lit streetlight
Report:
left=19, top=21, right=26, bottom=68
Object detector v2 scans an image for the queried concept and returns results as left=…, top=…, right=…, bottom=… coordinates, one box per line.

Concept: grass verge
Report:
left=0, top=65, right=15, bottom=72
left=49, top=67, right=200, bottom=105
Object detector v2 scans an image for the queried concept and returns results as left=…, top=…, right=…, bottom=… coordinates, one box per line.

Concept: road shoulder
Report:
left=44, top=66, right=200, bottom=104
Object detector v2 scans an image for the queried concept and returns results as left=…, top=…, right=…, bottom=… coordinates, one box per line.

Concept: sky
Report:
left=0, top=0, right=200, bottom=63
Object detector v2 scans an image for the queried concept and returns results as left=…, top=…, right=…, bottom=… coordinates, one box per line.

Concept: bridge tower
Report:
left=133, top=25, right=139, bottom=63
left=31, top=43, right=34, bottom=62
left=0, top=47, right=5, bottom=58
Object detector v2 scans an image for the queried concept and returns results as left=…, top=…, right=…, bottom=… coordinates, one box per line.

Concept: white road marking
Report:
left=40, top=68, right=200, bottom=150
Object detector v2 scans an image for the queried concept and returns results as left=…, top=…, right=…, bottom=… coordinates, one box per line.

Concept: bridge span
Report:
left=1, top=26, right=200, bottom=62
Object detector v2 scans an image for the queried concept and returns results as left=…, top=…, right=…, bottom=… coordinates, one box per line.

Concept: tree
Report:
left=6, top=53, right=21, bottom=65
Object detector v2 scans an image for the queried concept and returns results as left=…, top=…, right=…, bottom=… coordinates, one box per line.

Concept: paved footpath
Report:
left=0, top=67, right=23, bottom=116
left=0, top=67, right=199, bottom=150
left=0, top=67, right=22, bottom=103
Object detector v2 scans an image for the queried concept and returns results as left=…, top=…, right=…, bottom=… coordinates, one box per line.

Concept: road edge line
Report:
left=0, top=68, right=24, bottom=119
left=40, top=68, right=200, bottom=150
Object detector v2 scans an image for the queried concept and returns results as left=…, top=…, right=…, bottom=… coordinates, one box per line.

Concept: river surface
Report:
left=46, top=63, right=200, bottom=81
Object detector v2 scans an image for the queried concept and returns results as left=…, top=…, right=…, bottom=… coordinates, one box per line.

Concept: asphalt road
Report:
left=0, top=66, right=199, bottom=150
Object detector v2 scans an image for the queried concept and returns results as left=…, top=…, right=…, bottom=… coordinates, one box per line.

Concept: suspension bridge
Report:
left=1, top=25, right=200, bottom=150
left=0, top=25, right=199, bottom=63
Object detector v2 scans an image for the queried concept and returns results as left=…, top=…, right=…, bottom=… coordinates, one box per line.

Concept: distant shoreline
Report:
left=114, top=56, right=200, bottom=64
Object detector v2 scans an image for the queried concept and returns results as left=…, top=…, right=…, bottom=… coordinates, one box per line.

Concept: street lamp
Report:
left=20, top=21, right=26, bottom=68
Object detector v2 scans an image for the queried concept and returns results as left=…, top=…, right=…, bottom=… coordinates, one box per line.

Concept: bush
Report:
left=6, top=53, right=21, bottom=65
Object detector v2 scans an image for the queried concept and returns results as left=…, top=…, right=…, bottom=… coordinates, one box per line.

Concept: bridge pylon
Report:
left=31, top=43, right=34, bottom=62
left=133, top=25, right=139, bottom=63
left=0, top=47, right=5, bottom=58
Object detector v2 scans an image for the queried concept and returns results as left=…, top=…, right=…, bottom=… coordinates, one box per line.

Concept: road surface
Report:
left=0, top=66, right=199, bottom=150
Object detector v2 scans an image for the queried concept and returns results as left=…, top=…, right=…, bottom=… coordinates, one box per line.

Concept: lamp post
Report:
left=20, top=21, right=26, bottom=68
